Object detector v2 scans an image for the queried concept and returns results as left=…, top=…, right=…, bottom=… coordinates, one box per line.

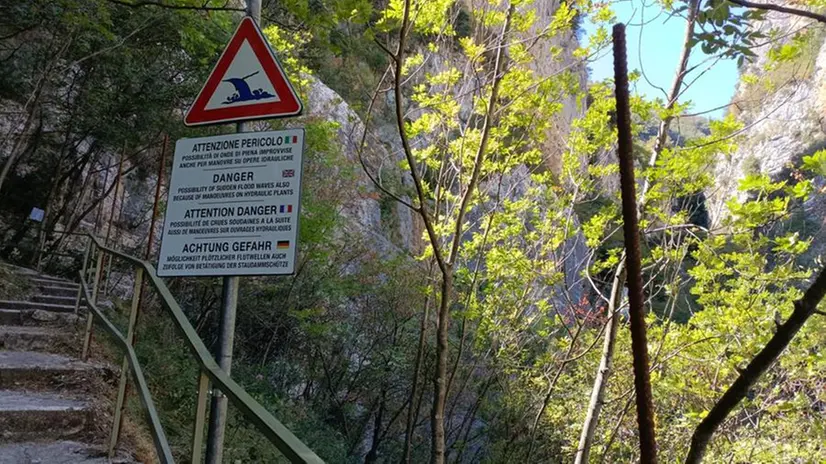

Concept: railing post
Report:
left=81, top=237, right=92, bottom=276
left=81, top=245, right=105, bottom=360
left=192, top=371, right=211, bottom=463
left=109, top=266, right=144, bottom=458
left=86, top=239, right=97, bottom=283
left=75, top=239, right=92, bottom=314
left=104, top=245, right=116, bottom=296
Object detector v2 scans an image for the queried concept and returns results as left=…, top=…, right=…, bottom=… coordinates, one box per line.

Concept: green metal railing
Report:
left=75, top=234, right=324, bottom=464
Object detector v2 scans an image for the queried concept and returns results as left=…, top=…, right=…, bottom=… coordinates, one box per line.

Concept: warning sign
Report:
left=157, top=129, right=303, bottom=277
left=184, top=17, right=303, bottom=126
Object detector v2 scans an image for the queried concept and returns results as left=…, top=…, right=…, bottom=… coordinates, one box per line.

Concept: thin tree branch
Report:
left=447, top=4, right=514, bottom=265
left=684, top=265, right=826, bottom=463
left=107, top=0, right=245, bottom=11
left=727, top=0, right=826, bottom=24
left=373, top=38, right=397, bottom=62
left=647, top=0, right=700, bottom=203
left=574, top=265, right=626, bottom=464
left=67, top=21, right=152, bottom=69
left=356, top=64, right=417, bottom=211
left=389, top=0, right=449, bottom=276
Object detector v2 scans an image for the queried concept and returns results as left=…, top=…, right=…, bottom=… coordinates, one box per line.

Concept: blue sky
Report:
left=584, top=0, right=739, bottom=119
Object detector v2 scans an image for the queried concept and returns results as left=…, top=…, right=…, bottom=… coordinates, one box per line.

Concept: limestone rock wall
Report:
left=711, top=7, right=826, bottom=261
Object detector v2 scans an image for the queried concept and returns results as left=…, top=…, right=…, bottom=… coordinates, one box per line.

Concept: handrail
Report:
left=80, top=234, right=325, bottom=463
left=78, top=271, right=176, bottom=463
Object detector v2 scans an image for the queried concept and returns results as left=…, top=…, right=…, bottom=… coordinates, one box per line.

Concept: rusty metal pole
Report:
left=34, top=202, right=50, bottom=270
left=107, top=136, right=167, bottom=458
left=107, top=168, right=129, bottom=295
left=104, top=148, right=125, bottom=248
left=192, top=371, right=211, bottom=462
left=95, top=162, right=112, bottom=236
left=612, top=23, right=658, bottom=464
left=133, top=135, right=168, bottom=318
left=103, top=146, right=126, bottom=296
left=146, top=135, right=167, bottom=262
left=74, top=238, right=92, bottom=314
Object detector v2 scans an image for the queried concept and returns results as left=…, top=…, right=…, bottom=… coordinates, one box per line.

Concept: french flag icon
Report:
left=279, top=205, right=293, bottom=213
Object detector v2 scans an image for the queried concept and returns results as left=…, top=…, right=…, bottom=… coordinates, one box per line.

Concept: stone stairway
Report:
left=0, top=266, right=135, bottom=463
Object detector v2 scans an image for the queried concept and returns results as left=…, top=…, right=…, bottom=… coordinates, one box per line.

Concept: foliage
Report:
left=2, top=0, right=826, bottom=462
left=0, top=0, right=233, bottom=262
left=734, top=19, right=825, bottom=118
left=0, top=263, right=32, bottom=300
left=692, top=0, right=767, bottom=65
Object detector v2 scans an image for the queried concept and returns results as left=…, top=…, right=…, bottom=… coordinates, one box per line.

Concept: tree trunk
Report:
left=644, top=0, right=700, bottom=203
left=430, top=7, right=514, bottom=463
left=430, top=273, right=452, bottom=464
left=0, top=84, right=45, bottom=196
left=365, top=388, right=387, bottom=463
left=384, top=1, right=513, bottom=461
left=0, top=38, right=73, bottom=196
left=684, top=265, right=826, bottom=463
left=402, top=289, right=431, bottom=463
left=575, top=266, right=625, bottom=464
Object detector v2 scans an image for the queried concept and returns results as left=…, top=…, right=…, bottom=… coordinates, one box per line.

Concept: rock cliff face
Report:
left=1, top=0, right=590, bottom=303
left=303, top=77, right=407, bottom=250
left=294, top=0, right=590, bottom=301
left=711, top=8, right=826, bottom=260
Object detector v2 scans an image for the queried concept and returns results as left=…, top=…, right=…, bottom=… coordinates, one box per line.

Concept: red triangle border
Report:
left=184, top=17, right=303, bottom=126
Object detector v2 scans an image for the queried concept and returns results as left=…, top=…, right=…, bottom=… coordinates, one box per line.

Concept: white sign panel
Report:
left=158, top=129, right=303, bottom=276
left=29, top=207, right=45, bottom=222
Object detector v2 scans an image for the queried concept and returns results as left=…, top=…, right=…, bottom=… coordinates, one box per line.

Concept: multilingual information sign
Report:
left=157, top=129, right=303, bottom=277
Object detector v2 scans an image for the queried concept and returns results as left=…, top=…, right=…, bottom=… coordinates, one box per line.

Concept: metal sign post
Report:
left=156, top=1, right=305, bottom=461
left=158, top=126, right=305, bottom=463
left=211, top=2, right=252, bottom=463
left=206, top=272, right=238, bottom=464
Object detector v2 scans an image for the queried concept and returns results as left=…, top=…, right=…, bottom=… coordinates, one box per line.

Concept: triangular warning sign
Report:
left=184, top=17, right=303, bottom=126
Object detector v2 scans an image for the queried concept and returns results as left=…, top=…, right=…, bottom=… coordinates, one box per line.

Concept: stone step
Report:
left=29, top=278, right=78, bottom=290
left=33, top=294, right=86, bottom=307
left=4, top=266, right=76, bottom=284
left=0, top=390, right=92, bottom=443
left=0, top=310, right=80, bottom=327
left=0, top=351, right=98, bottom=391
left=22, top=271, right=74, bottom=281
left=1, top=265, right=40, bottom=278
left=0, top=440, right=136, bottom=463
left=0, top=326, right=75, bottom=355
left=38, top=285, right=81, bottom=298
left=0, top=300, right=76, bottom=313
